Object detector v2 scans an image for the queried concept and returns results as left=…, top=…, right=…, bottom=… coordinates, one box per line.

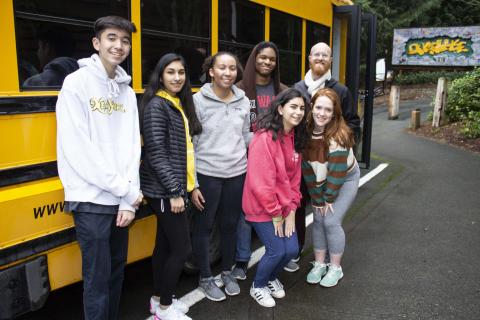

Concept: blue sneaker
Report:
left=319, top=264, right=343, bottom=287
left=306, top=261, right=327, bottom=284
left=199, top=277, right=226, bottom=301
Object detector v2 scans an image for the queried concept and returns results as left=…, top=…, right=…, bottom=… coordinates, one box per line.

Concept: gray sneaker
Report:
left=221, top=271, right=241, bottom=296
left=231, top=265, right=247, bottom=280
left=283, top=260, right=300, bottom=272
left=199, top=277, right=226, bottom=302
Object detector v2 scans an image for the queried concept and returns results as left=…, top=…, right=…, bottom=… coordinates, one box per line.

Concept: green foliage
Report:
left=355, top=0, right=480, bottom=63
left=446, top=68, right=480, bottom=138
left=426, top=110, right=434, bottom=122
left=393, top=71, right=465, bottom=85
left=446, top=68, right=480, bottom=121
left=461, top=112, right=480, bottom=139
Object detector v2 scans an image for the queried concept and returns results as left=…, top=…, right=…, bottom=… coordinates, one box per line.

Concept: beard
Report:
left=311, top=62, right=330, bottom=78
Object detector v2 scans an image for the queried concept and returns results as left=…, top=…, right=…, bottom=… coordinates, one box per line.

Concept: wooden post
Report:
left=432, top=77, right=447, bottom=128
left=388, top=85, right=400, bottom=120
left=411, top=109, right=421, bottom=130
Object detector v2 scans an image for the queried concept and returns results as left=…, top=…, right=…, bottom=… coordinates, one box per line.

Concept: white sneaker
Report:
left=154, top=305, right=192, bottom=320
left=250, top=284, right=276, bottom=308
left=267, top=279, right=285, bottom=299
left=150, top=297, right=189, bottom=314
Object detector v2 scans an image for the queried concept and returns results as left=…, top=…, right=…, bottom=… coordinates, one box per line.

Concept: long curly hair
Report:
left=307, top=88, right=354, bottom=149
left=256, top=88, right=309, bottom=153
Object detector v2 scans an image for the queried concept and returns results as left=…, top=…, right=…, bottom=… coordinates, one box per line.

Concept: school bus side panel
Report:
left=0, top=113, right=57, bottom=170
left=250, top=0, right=332, bottom=26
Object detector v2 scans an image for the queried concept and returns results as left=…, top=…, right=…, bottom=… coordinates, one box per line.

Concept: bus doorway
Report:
left=332, top=4, right=377, bottom=169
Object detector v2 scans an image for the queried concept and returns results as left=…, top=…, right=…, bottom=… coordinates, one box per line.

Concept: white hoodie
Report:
left=56, top=54, right=141, bottom=212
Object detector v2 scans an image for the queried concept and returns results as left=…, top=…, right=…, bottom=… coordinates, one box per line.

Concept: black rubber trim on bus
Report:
left=0, top=96, right=57, bottom=115
left=0, top=227, right=76, bottom=267
left=0, top=162, right=58, bottom=188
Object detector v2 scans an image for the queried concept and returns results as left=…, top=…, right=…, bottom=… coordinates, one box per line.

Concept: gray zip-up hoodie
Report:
left=193, top=83, right=252, bottom=178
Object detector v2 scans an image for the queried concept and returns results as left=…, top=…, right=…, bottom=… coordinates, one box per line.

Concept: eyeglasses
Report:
left=310, top=52, right=331, bottom=59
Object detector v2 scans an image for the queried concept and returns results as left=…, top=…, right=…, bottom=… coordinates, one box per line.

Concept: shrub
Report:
left=426, top=110, right=434, bottom=122
left=446, top=68, right=480, bottom=122
left=393, top=70, right=466, bottom=85
left=461, top=111, right=480, bottom=139
left=446, top=68, right=480, bottom=138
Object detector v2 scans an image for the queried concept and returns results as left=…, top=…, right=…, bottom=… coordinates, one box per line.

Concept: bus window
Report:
left=141, top=0, right=210, bottom=86
left=270, top=9, right=302, bottom=85
left=15, top=21, right=84, bottom=89
left=305, top=21, right=331, bottom=70
left=13, top=0, right=130, bottom=90
left=218, top=0, right=264, bottom=67
left=14, top=0, right=129, bottom=22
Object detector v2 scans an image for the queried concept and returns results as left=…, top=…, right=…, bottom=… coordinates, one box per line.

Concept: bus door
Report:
left=332, top=5, right=377, bottom=169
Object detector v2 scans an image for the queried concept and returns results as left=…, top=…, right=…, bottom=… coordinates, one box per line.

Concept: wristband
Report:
left=272, top=216, right=283, bottom=222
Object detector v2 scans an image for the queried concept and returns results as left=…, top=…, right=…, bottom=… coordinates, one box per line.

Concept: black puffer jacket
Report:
left=140, top=96, right=187, bottom=200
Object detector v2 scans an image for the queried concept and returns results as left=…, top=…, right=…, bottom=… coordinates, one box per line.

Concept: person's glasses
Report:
left=311, top=52, right=331, bottom=59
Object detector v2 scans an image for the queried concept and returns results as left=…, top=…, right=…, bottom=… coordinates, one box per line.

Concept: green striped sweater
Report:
left=302, top=134, right=355, bottom=207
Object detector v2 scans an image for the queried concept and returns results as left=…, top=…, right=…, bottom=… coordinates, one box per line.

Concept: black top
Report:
left=294, top=78, right=361, bottom=141
left=140, top=96, right=188, bottom=200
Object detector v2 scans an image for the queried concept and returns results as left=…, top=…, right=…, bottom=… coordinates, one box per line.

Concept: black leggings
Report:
left=191, top=173, right=245, bottom=278
left=148, top=197, right=191, bottom=306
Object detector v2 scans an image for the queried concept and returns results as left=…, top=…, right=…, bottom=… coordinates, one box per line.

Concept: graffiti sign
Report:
left=392, top=27, right=480, bottom=66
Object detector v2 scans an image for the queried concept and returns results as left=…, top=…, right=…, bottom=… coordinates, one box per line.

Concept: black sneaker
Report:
left=231, top=265, right=247, bottom=280
left=283, top=260, right=300, bottom=272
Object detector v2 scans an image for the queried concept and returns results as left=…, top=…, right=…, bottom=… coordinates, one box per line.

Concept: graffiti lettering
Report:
left=90, top=97, right=126, bottom=114
left=407, top=37, right=472, bottom=57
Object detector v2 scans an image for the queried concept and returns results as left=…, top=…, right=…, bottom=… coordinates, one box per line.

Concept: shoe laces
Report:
left=325, top=264, right=341, bottom=276
left=253, top=287, right=271, bottom=300
left=201, top=277, right=217, bottom=290
left=328, top=263, right=341, bottom=271
left=222, top=272, right=236, bottom=285
left=268, top=279, right=283, bottom=291
left=311, top=261, right=326, bottom=269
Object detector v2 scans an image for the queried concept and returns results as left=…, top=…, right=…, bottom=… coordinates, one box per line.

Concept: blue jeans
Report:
left=235, top=211, right=252, bottom=263
left=251, top=221, right=299, bottom=288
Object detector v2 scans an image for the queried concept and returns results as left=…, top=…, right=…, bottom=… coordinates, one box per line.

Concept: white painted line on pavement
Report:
left=147, top=163, right=389, bottom=316
left=359, top=163, right=389, bottom=188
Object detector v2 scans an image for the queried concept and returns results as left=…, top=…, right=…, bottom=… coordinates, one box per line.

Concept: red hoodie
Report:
left=242, top=129, right=302, bottom=222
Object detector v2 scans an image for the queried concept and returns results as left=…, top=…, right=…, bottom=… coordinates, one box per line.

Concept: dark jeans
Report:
left=148, top=197, right=191, bottom=306
left=295, top=179, right=309, bottom=253
left=235, top=210, right=252, bottom=263
left=191, top=173, right=245, bottom=278
left=73, top=211, right=128, bottom=320
left=251, top=221, right=299, bottom=288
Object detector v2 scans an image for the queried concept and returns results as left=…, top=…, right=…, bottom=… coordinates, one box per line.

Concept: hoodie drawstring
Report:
left=107, top=78, right=120, bottom=99
left=77, top=54, right=131, bottom=99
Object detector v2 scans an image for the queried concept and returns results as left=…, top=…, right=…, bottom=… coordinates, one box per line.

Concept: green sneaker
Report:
left=320, top=264, right=343, bottom=287
left=306, top=261, right=327, bottom=284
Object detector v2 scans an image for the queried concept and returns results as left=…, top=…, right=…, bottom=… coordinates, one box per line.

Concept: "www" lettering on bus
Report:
left=33, top=202, right=65, bottom=219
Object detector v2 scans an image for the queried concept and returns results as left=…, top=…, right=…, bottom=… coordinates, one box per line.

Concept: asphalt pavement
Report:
left=20, top=98, right=480, bottom=320
left=184, top=99, right=480, bottom=320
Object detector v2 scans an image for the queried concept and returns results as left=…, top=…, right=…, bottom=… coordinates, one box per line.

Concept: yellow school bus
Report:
left=0, top=0, right=375, bottom=318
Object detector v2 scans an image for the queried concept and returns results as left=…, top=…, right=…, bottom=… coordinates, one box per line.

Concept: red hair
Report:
left=307, top=88, right=354, bottom=149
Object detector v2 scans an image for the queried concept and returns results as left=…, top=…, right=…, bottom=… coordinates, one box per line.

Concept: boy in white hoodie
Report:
left=56, top=16, right=142, bottom=320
